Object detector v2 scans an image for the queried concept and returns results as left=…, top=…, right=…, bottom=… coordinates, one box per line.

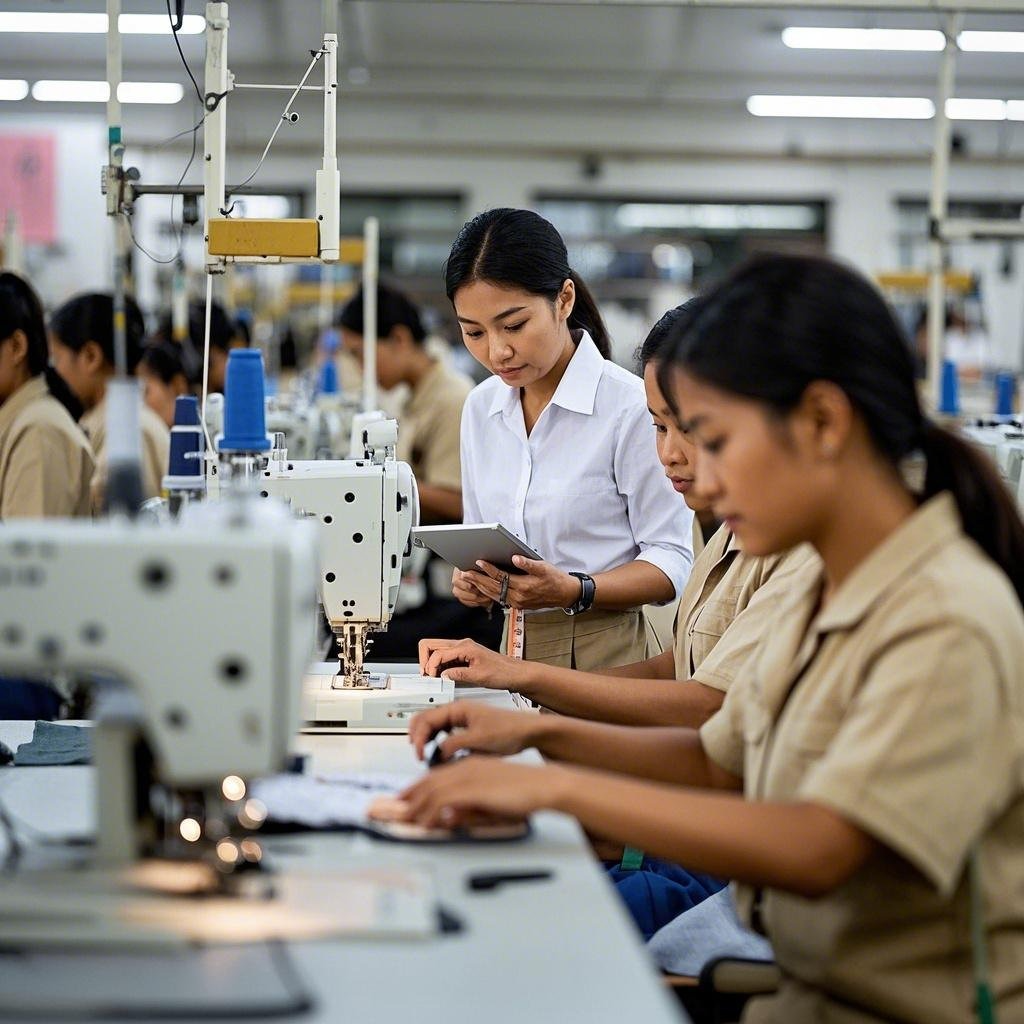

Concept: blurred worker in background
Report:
left=137, top=341, right=190, bottom=429
left=49, top=293, right=169, bottom=512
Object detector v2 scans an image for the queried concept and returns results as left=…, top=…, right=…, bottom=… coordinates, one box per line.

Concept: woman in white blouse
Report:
left=445, top=208, right=693, bottom=669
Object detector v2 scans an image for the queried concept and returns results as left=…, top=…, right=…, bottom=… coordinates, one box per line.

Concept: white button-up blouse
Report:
left=459, top=332, right=694, bottom=602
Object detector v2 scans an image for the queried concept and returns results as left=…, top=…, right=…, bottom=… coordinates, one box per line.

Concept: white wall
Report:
left=2, top=108, right=1023, bottom=368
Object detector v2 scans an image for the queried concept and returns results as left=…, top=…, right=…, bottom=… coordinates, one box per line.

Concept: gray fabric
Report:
left=14, top=721, right=92, bottom=766
left=647, top=887, right=774, bottom=976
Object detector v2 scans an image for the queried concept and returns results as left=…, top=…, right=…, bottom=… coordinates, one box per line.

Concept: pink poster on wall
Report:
left=0, top=135, right=57, bottom=244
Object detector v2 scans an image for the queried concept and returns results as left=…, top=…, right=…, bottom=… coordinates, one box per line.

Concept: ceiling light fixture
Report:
left=782, top=28, right=944, bottom=51
left=747, top=95, right=934, bottom=119
left=0, top=12, right=203, bottom=34
left=31, top=81, right=184, bottom=104
left=0, top=79, right=29, bottom=101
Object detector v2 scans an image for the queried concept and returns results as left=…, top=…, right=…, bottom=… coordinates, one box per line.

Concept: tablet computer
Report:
left=411, top=523, right=542, bottom=573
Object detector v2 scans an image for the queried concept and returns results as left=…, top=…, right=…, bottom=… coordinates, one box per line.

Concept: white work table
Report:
left=0, top=719, right=686, bottom=1024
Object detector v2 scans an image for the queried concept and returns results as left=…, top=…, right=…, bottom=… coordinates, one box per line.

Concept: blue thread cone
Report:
left=173, top=395, right=200, bottom=428
left=219, top=349, right=271, bottom=451
left=317, top=358, right=339, bottom=395
left=939, top=359, right=960, bottom=416
left=995, top=372, right=1016, bottom=417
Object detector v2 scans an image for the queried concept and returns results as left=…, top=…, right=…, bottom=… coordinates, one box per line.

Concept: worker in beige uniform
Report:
left=49, top=293, right=170, bottom=513
left=0, top=272, right=93, bottom=518
left=398, top=255, right=1024, bottom=1023
left=420, top=301, right=816, bottom=729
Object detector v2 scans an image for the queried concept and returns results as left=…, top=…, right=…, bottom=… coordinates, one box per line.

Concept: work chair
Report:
left=664, top=957, right=781, bottom=1024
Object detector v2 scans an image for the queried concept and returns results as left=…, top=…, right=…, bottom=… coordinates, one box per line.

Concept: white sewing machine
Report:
left=0, top=497, right=317, bottom=869
left=261, top=418, right=455, bottom=731
left=962, top=417, right=1024, bottom=510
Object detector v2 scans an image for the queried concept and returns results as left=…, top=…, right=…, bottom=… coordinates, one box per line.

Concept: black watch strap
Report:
left=564, top=572, right=596, bottom=616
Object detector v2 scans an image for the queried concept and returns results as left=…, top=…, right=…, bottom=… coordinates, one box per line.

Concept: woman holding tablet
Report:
left=401, top=254, right=1024, bottom=1022
left=446, top=208, right=693, bottom=670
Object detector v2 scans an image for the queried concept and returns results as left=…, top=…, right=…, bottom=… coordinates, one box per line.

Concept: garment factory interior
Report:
left=0, top=2, right=1023, bottom=1022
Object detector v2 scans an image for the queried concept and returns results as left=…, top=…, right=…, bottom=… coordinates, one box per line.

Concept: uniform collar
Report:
left=487, top=331, right=604, bottom=418
left=813, top=492, right=962, bottom=633
left=0, top=375, right=48, bottom=436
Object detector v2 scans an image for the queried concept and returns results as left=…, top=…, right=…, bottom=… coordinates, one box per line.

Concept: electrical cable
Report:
left=223, top=48, right=324, bottom=208
left=166, top=0, right=203, bottom=108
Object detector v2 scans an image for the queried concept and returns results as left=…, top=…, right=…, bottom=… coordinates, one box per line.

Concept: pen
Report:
left=467, top=869, right=554, bottom=892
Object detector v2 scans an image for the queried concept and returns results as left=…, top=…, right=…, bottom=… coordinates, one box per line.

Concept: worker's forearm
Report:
left=600, top=649, right=676, bottom=679
left=530, top=716, right=726, bottom=786
left=519, top=661, right=723, bottom=727
left=549, top=769, right=871, bottom=896
left=416, top=484, right=462, bottom=525
left=591, top=561, right=674, bottom=609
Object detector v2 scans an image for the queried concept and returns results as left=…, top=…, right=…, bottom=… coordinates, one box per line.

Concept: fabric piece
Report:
left=396, top=360, right=472, bottom=492
left=14, top=720, right=92, bottom=766
left=0, top=375, right=94, bottom=519
left=699, top=493, right=1024, bottom=1024
left=82, top=396, right=170, bottom=513
left=605, top=856, right=724, bottom=942
left=460, top=331, right=694, bottom=602
left=648, top=888, right=774, bottom=977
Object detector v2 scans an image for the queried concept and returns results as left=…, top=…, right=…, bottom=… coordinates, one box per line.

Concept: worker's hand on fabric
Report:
left=451, top=566, right=496, bottom=608
left=397, top=758, right=566, bottom=828
left=466, top=556, right=579, bottom=610
left=407, top=700, right=538, bottom=762
left=417, top=637, right=527, bottom=690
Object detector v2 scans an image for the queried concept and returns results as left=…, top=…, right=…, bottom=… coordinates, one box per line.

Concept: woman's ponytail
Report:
left=567, top=271, right=611, bottom=360
left=43, top=366, right=84, bottom=423
left=920, top=422, right=1024, bottom=604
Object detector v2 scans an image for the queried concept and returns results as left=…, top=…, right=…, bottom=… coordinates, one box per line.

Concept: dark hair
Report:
left=139, top=341, right=188, bottom=385
left=659, top=253, right=1024, bottom=603
left=156, top=300, right=243, bottom=384
left=636, top=297, right=705, bottom=370
left=338, top=282, right=426, bottom=344
left=0, top=271, right=82, bottom=420
left=444, top=208, right=612, bottom=359
left=50, top=292, right=146, bottom=374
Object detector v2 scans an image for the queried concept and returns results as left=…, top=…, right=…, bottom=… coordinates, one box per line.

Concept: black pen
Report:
left=467, top=869, right=554, bottom=892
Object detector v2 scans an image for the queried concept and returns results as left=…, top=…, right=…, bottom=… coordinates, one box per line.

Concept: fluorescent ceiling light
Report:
left=1007, top=102, right=1024, bottom=121
left=118, top=82, right=184, bottom=104
left=946, top=98, right=1006, bottom=120
left=782, top=27, right=944, bottom=51
left=0, top=12, right=203, bottom=34
left=615, top=203, right=818, bottom=232
left=959, top=31, right=1024, bottom=53
left=0, top=79, right=29, bottom=101
left=747, top=95, right=934, bottom=119
left=32, top=81, right=184, bottom=104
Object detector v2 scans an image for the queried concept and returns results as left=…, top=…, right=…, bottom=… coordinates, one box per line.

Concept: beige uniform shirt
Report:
left=82, top=395, right=171, bottom=513
left=0, top=375, right=94, bottom=518
left=673, top=524, right=818, bottom=688
left=397, top=360, right=472, bottom=491
left=701, top=494, right=1024, bottom=1024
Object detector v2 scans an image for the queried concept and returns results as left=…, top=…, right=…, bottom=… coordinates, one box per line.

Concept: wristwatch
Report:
left=563, top=572, right=596, bottom=616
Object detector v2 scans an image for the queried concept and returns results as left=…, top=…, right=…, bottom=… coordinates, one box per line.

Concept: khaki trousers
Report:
left=501, top=608, right=647, bottom=671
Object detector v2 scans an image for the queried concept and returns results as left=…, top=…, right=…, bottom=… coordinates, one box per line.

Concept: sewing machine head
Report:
left=0, top=496, right=318, bottom=866
left=260, top=419, right=418, bottom=688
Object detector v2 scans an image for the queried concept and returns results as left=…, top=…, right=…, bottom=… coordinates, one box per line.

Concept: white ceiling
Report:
left=2, top=1, right=1024, bottom=160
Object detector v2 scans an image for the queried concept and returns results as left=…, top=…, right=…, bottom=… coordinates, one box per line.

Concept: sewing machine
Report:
left=962, top=417, right=1024, bottom=510
left=261, top=418, right=455, bottom=731
left=0, top=496, right=317, bottom=870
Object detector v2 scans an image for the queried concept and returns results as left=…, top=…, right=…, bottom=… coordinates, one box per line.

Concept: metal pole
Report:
left=315, top=31, right=341, bottom=262
left=926, top=12, right=962, bottom=412
left=106, top=0, right=127, bottom=379
left=362, top=216, right=379, bottom=413
left=204, top=2, right=229, bottom=274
